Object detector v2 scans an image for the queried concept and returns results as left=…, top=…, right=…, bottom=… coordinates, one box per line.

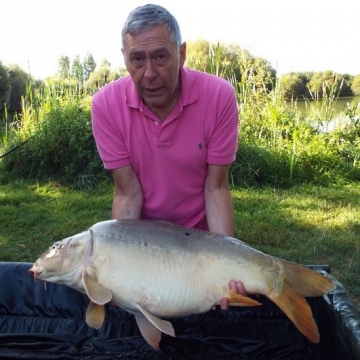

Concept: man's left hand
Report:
left=211, top=280, right=248, bottom=310
left=221, top=280, right=247, bottom=310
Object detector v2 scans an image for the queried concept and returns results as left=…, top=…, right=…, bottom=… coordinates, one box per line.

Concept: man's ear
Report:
left=180, top=42, right=186, bottom=66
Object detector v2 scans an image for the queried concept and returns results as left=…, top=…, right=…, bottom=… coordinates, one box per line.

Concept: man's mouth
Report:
left=144, top=86, right=163, bottom=94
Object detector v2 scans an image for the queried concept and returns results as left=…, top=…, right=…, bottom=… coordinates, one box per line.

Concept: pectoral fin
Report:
left=82, top=266, right=112, bottom=305
left=226, top=289, right=261, bottom=306
left=135, top=304, right=175, bottom=337
left=135, top=314, right=163, bottom=349
left=86, top=300, right=105, bottom=330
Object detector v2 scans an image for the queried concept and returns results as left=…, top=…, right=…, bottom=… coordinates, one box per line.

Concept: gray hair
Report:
left=122, top=4, right=182, bottom=49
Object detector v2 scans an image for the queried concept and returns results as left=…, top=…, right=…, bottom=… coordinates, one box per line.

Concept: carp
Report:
left=29, top=219, right=335, bottom=348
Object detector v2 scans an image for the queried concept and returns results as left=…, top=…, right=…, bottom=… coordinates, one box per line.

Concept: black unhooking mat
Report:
left=1, top=262, right=360, bottom=359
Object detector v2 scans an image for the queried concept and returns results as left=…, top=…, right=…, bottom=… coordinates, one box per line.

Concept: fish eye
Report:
left=51, top=242, right=60, bottom=250
left=45, top=241, right=63, bottom=259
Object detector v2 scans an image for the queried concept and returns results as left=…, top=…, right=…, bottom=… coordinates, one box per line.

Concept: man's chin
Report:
left=142, top=96, right=165, bottom=109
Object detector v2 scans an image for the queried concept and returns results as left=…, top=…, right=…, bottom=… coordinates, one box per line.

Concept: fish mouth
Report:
left=29, top=265, right=43, bottom=278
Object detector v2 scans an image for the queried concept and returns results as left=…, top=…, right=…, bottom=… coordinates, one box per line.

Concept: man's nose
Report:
left=144, top=60, right=157, bottom=81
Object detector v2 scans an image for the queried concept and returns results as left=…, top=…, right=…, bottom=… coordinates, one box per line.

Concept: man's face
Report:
left=122, top=24, right=186, bottom=118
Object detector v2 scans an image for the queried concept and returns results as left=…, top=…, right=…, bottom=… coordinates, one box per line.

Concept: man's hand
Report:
left=212, top=280, right=248, bottom=311
left=220, top=280, right=247, bottom=310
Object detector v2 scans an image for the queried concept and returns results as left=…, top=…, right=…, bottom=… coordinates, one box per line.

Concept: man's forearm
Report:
left=205, top=188, right=234, bottom=237
left=111, top=165, right=144, bottom=220
left=112, top=194, right=143, bottom=220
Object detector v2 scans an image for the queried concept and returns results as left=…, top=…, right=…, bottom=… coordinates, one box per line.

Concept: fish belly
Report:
left=91, top=240, right=271, bottom=318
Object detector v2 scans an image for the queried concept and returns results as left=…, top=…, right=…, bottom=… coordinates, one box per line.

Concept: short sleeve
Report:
left=91, top=91, right=132, bottom=170
left=206, top=84, right=239, bottom=165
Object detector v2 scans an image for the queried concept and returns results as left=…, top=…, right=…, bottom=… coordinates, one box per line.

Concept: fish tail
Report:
left=268, top=260, right=335, bottom=343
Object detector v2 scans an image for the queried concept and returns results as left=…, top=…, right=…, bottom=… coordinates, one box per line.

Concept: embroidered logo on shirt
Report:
left=198, top=142, right=203, bottom=150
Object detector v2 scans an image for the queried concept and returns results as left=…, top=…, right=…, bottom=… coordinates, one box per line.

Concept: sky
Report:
left=1, top=0, right=360, bottom=79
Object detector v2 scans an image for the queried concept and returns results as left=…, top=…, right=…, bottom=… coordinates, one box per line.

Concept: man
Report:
left=91, top=4, right=244, bottom=306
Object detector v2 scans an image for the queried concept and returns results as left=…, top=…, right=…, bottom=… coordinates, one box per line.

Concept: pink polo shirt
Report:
left=91, top=67, right=239, bottom=230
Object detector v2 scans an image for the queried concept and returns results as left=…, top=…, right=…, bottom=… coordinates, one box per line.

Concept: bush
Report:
left=231, top=138, right=360, bottom=189
left=7, top=65, right=30, bottom=112
left=1, top=96, right=107, bottom=188
left=0, top=61, right=11, bottom=111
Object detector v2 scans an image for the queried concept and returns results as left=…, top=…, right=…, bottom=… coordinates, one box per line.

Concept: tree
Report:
left=238, top=50, right=276, bottom=92
left=57, top=55, right=71, bottom=79
left=0, top=61, right=11, bottom=111
left=351, top=74, right=360, bottom=96
left=186, top=40, right=276, bottom=92
left=337, top=73, right=353, bottom=97
left=307, top=71, right=353, bottom=99
left=100, top=58, right=111, bottom=68
left=82, top=53, right=96, bottom=82
left=71, top=55, right=83, bottom=83
left=7, top=64, right=30, bottom=112
left=186, top=40, right=244, bottom=80
left=85, top=64, right=124, bottom=91
left=280, top=72, right=312, bottom=99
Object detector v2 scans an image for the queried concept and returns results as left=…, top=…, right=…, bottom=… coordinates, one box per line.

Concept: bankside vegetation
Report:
left=1, top=40, right=359, bottom=187
left=0, top=41, right=360, bottom=308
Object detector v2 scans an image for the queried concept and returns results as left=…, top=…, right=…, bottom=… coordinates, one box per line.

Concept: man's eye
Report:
left=155, top=54, right=167, bottom=65
left=132, top=57, right=144, bottom=66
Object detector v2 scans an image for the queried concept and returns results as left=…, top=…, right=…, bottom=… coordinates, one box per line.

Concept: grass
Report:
left=232, top=184, right=360, bottom=307
left=1, top=179, right=359, bottom=309
left=0, top=180, right=113, bottom=261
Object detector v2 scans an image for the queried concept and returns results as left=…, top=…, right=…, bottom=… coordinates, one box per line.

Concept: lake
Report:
left=293, top=96, right=359, bottom=120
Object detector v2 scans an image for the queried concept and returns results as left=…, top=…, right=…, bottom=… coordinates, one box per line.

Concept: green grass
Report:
left=232, top=184, right=360, bottom=308
left=0, top=180, right=113, bottom=261
left=1, top=179, right=359, bottom=309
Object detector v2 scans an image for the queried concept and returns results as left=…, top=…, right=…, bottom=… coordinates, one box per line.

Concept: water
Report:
left=295, top=96, right=359, bottom=120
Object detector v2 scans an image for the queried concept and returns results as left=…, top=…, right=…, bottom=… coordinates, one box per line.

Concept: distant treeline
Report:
left=0, top=53, right=127, bottom=113
left=280, top=71, right=359, bottom=100
left=1, top=40, right=360, bottom=112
